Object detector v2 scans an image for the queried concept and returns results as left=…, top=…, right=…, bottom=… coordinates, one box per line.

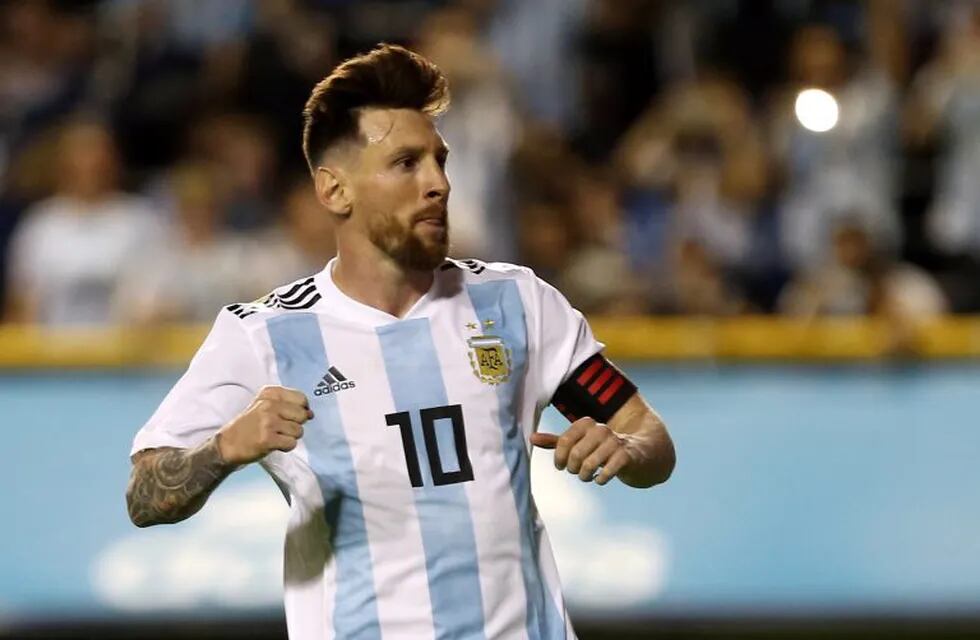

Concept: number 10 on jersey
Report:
left=385, top=404, right=474, bottom=488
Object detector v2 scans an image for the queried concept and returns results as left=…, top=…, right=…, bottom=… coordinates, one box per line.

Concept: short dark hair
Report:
left=302, top=43, right=450, bottom=171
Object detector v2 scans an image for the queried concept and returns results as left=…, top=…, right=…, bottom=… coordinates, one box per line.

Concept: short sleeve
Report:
left=528, top=275, right=604, bottom=410
left=131, top=309, right=266, bottom=455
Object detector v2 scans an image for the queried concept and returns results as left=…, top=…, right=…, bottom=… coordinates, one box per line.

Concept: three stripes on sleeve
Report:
left=227, top=277, right=322, bottom=320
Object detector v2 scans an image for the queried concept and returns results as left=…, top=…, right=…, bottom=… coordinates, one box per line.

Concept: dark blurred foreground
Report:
left=8, top=614, right=980, bottom=640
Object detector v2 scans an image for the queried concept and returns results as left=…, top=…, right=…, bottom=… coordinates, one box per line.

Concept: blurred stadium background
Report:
left=2, top=0, right=980, bottom=638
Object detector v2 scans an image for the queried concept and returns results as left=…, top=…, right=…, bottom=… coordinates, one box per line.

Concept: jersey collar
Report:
left=313, top=257, right=447, bottom=327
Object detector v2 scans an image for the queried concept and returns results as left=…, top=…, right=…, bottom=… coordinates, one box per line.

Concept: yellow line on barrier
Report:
left=589, top=316, right=980, bottom=360
left=1, top=317, right=979, bottom=369
left=0, top=324, right=211, bottom=368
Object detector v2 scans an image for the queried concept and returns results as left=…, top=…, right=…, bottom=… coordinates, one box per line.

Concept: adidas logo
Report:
left=314, top=366, right=356, bottom=396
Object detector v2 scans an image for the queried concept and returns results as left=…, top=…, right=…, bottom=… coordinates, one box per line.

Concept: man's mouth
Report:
left=415, top=210, right=447, bottom=228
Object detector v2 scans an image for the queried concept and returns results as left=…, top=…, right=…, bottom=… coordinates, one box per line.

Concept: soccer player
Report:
left=126, top=44, right=675, bottom=639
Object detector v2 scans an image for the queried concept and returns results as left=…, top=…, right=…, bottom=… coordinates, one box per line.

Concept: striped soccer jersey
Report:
left=132, top=258, right=603, bottom=640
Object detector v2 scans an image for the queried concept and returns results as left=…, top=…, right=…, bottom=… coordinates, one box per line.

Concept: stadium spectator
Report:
left=4, top=119, right=159, bottom=325
left=769, top=23, right=901, bottom=270
left=185, top=113, right=279, bottom=230
left=117, top=161, right=246, bottom=323
left=560, top=170, right=650, bottom=314
left=0, top=1, right=94, bottom=157
left=908, top=6, right=980, bottom=258
left=516, top=199, right=574, bottom=285
left=509, top=123, right=583, bottom=207
left=230, top=0, right=338, bottom=175
left=512, top=128, right=647, bottom=313
left=779, top=222, right=876, bottom=316
left=0, top=0, right=976, bottom=326
left=572, top=0, right=666, bottom=160
left=614, top=75, right=774, bottom=308
left=779, top=220, right=947, bottom=320
left=561, top=243, right=651, bottom=315
left=486, top=0, right=587, bottom=133
left=655, top=238, right=745, bottom=316
left=241, top=177, right=336, bottom=299
left=415, top=6, right=521, bottom=261
left=98, top=0, right=274, bottom=172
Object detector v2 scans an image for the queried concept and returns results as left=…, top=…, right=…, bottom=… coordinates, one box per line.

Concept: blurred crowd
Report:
left=1, top=0, right=979, bottom=326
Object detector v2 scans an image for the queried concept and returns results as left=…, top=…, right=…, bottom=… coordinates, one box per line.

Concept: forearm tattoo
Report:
left=126, top=437, right=235, bottom=527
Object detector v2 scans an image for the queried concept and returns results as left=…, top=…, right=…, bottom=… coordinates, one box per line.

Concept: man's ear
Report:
left=314, top=166, right=353, bottom=217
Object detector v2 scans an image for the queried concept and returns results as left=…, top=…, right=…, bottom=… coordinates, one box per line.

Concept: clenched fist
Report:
left=216, top=385, right=313, bottom=465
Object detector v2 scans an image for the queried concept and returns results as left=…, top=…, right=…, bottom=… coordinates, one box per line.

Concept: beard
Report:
left=367, top=208, right=449, bottom=271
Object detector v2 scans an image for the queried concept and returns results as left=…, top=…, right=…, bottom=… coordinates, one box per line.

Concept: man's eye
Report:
left=397, top=157, right=417, bottom=169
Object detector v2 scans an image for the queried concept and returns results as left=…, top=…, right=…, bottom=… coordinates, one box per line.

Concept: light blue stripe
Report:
left=266, top=314, right=381, bottom=640
left=466, top=281, right=565, bottom=639
left=432, top=412, right=461, bottom=472
left=376, top=318, right=486, bottom=640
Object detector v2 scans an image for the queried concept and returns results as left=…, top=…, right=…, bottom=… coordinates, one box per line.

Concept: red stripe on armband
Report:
left=550, top=353, right=637, bottom=423
left=577, top=359, right=604, bottom=386
left=598, top=376, right=625, bottom=405
left=587, top=367, right=614, bottom=395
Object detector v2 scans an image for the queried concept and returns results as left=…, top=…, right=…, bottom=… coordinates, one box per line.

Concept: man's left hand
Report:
left=530, top=418, right=631, bottom=485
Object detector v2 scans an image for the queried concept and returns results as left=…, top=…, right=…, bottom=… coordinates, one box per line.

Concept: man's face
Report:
left=345, top=108, right=451, bottom=271
left=59, top=123, right=119, bottom=199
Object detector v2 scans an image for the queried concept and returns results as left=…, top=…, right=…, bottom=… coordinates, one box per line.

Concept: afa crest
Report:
left=467, top=335, right=511, bottom=385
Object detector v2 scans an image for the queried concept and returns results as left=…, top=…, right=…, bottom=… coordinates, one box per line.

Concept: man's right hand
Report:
left=216, top=385, right=313, bottom=465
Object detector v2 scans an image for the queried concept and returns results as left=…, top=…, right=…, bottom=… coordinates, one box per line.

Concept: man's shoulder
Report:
left=16, top=196, right=79, bottom=236
left=20, top=194, right=158, bottom=235
left=439, top=258, right=537, bottom=283
left=223, top=274, right=321, bottom=322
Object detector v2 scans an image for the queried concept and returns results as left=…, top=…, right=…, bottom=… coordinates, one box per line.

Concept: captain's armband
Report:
left=550, top=353, right=637, bottom=423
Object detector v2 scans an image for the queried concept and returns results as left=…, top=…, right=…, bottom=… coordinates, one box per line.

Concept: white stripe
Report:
left=256, top=324, right=335, bottom=640
left=512, top=278, right=578, bottom=639
left=537, top=525, right=576, bottom=639
left=321, top=321, right=436, bottom=638
left=428, top=306, right=529, bottom=639
left=268, top=430, right=337, bottom=640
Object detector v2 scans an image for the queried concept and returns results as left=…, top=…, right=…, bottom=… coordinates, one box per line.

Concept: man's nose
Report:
left=424, top=162, right=450, bottom=202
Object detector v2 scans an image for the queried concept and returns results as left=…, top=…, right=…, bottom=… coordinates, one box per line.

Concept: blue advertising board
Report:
left=1, top=364, right=978, bottom=624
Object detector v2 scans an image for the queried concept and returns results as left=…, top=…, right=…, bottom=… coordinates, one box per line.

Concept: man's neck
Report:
left=331, top=239, right=435, bottom=318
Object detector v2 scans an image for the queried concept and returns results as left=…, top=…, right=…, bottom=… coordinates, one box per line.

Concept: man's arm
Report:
left=527, top=277, right=674, bottom=488
left=126, top=385, right=312, bottom=527
left=531, top=393, right=675, bottom=489
left=126, top=437, right=235, bottom=527
left=602, top=393, right=675, bottom=487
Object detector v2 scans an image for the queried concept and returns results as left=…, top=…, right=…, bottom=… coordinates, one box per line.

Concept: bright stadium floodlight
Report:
left=794, top=88, right=839, bottom=133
